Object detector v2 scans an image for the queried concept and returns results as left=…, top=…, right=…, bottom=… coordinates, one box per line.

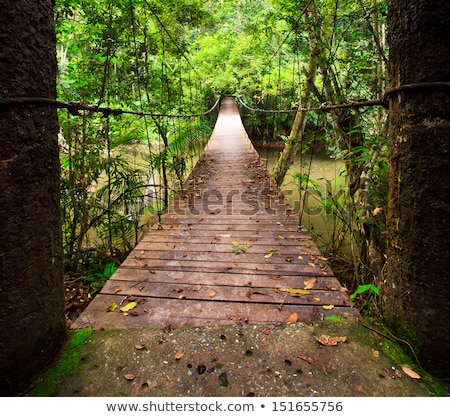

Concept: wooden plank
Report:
left=108, top=269, right=343, bottom=289
left=74, top=295, right=359, bottom=330
left=101, top=280, right=351, bottom=307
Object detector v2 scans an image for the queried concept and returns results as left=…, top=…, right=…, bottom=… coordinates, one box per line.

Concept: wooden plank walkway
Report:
left=74, top=97, right=360, bottom=330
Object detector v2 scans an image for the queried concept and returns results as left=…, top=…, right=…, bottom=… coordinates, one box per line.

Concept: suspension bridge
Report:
left=74, top=97, right=360, bottom=330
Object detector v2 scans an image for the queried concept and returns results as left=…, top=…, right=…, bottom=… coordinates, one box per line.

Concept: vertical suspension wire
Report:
left=129, top=0, right=162, bottom=230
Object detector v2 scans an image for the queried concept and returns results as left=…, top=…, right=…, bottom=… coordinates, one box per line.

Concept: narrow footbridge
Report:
left=75, top=97, right=360, bottom=329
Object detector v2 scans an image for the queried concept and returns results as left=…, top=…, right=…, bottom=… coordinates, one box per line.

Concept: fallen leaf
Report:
left=298, top=255, right=303, bottom=260
left=372, top=207, right=383, bottom=216
left=120, top=301, right=138, bottom=312
left=219, top=234, right=231, bottom=237
left=124, top=374, right=136, bottom=381
left=107, top=303, right=118, bottom=312
left=318, top=256, right=328, bottom=261
left=208, top=290, right=216, bottom=298
left=313, top=297, right=322, bottom=301
left=264, top=252, right=273, bottom=258
left=246, top=242, right=252, bottom=248
left=316, top=335, right=348, bottom=346
left=322, top=304, right=335, bottom=310
left=140, top=250, right=145, bottom=255
left=129, top=311, right=140, bottom=316
left=114, top=288, right=122, bottom=294
left=401, top=366, right=421, bottom=379
left=174, top=348, right=184, bottom=360
left=178, top=295, right=186, bottom=300
left=134, top=344, right=146, bottom=350
left=279, top=287, right=311, bottom=295
left=231, top=241, right=239, bottom=246
left=298, top=355, right=315, bottom=365
left=278, top=235, right=285, bottom=239
left=303, top=277, right=316, bottom=290
left=193, top=285, right=202, bottom=291
left=285, top=312, right=298, bottom=323
left=285, top=257, right=294, bottom=262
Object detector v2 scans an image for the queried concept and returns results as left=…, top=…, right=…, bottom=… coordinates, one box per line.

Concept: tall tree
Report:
left=0, top=0, right=66, bottom=394
left=385, top=0, right=450, bottom=377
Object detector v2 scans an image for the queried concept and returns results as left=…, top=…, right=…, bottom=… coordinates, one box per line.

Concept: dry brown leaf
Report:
left=298, top=255, right=303, bottom=260
left=134, top=344, right=146, bottom=350
left=401, top=366, right=421, bottom=379
left=303, top=277, right=316, bottom=290
left=178, top=295, right=186, bottom=300
left=174, top=348, right=184, bottom=360
left=316, top=334, right=348, bottom=346
left=285, top=257, right=294, bottom=262
left=285, top=312, right=298, bottom=323
left=297, top=355, right=315, bottom=365
left=208, top=290, right=216, bottom=298
left=114, top=288, right=122, bottom=294
left=124, top=374, right=136, bottom=381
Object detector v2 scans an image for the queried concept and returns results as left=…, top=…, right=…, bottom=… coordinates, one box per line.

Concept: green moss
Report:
left=378, top=330, right=448, bottom=397
left=32, top=329, right=94, bottom=396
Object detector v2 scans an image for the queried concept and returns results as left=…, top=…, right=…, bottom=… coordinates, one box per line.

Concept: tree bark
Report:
left=0, top=0, right=67, bottom=394
left=385, top=0, right=450, bottom=378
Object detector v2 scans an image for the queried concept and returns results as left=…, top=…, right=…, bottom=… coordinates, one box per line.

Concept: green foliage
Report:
left=84, top=262, right=118, bottom=291
left=350, top=283, right=379, bottom=300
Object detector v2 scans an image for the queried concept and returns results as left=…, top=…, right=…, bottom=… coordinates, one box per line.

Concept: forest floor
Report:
left=32, top=298, right=447, bottom=397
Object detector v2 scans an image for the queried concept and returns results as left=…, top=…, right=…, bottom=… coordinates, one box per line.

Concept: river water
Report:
left=255, top=145, right=346, bottom=248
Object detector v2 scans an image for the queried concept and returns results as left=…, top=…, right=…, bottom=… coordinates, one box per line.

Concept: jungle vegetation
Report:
left=56, top=0, right=390, bottom=311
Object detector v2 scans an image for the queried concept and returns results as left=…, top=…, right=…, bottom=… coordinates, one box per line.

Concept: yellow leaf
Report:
left=107, top=303, right=118, bottom=312
left=174, top=348, right=184, bottom=360
left=304, top=277, right=316, bottom=290
left=298, top=255, right=303, bottom=260
left=246, top=242, right=252, bottom=248
left=242, top=179, right=255, bottom=183
left=285, top=312, right=298, bottom=323
left=120, top=301, right=137, bottom=312
left=231, top=241, right=239, bottom=246
left=208, top=290, right=216, bottom=298
left=401, top=366, right=421, bottom=379
left=277, top=235, right=285, bottom=239
left=322, top=304, right=335, bottom=310
left=264, top=252, right=273, bottom=258
left=279, top=288, right=311, bottom=295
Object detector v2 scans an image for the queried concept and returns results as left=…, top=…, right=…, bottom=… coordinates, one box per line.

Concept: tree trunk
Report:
left=385, top=0, right=450, bottom=378
left=0, top=0, right=66, bottom=394
left=272, top=13, right=319, bottom=186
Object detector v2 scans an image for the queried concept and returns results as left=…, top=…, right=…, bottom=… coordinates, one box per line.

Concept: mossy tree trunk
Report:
left=0, top=0, right=67, bottom=394
left=385, top=0, right=450, bottom=378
